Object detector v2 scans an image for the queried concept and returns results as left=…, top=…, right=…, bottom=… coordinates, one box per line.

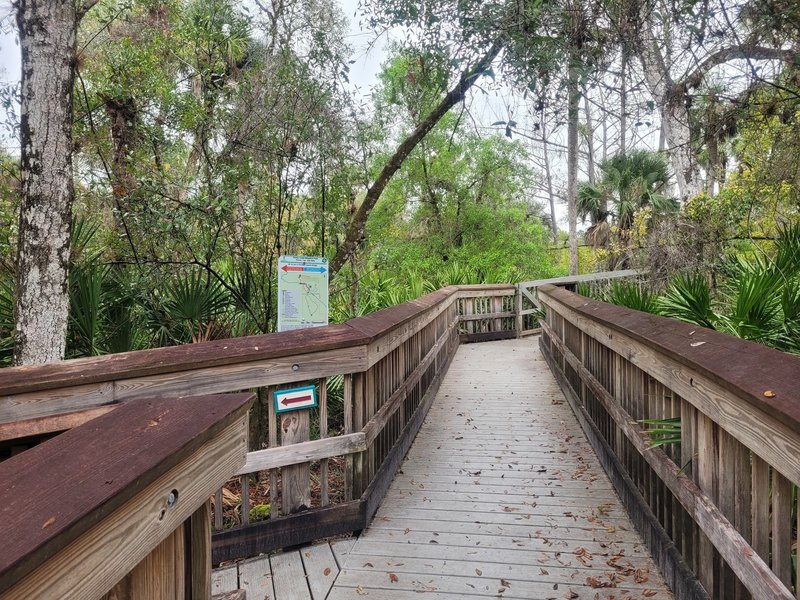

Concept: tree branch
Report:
left=329, top=40, right=503, bottom=277
left=683, top=45, right=797, bottom=89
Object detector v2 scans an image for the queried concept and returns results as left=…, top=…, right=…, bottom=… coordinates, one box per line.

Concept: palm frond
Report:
left=658, top=272, right=717, bottom=329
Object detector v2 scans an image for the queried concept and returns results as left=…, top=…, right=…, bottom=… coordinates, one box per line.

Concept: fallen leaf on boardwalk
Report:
left=643, top=590, right=657, bottom=597
left=323, top=567, right=331, bottom=576
left=575, top=547, right=593, bottom=566
left=362, top=562, right=373, bottom=568
left=539, top=568, right=549, bottom=575
left=42, top=516, right=56, bottom=529
left=389, top=573, right=399, bottom=583
left=355, top=584, right=368, bottom=595
left=476, top=568, right=483, bottom=576
left=404, top=528, right=410, bottom=534
left=763, top=390, right=776, bottom=398
left=690, top=341, right=706, bottom=347
left=586, top=576, right=616, bottom=588
left=500, top=578, right=511, bottom=587
left=634, top=569, right=649, bottom=584
left=563, top=592, right=578, bottom=599
left=502, top=506, right=518, bottom=512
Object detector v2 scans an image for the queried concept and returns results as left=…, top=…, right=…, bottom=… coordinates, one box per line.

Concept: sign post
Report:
left=275, top=256, right=329, bottom=513
left=277, top=255, right=329, bottom=332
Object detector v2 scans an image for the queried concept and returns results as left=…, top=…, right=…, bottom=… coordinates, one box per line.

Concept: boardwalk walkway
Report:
left=213, top=338, right=673, bottom=599
left=327, top=338, right=672, bottom=599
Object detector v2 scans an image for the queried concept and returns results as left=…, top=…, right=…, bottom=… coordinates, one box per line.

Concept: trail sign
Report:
left=274, top=385, right=318, bottom=414
left=277, top=255, right=329, bottom=332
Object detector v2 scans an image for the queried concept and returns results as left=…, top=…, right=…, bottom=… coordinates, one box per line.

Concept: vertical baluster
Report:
left=344, top=373, right=354, bottom=501
left=718, top=429, right=736, bottom=599
left=214, top=488, right=223, bottom=531
left=366, top=365, right=377, bottom=484
left=751, top=455, right=771, bottom=562
left=353, top=372, right=365, bottom=497
left=268, top=385, right=278, bottom=519
left=240, top=474, right=250, bottom=526
left=772, top=469, right=793, bottom=588
left=734, top=439, right=752, bottom=600
left=319, top=377, right=329, bottom=506
left=697, top=413, right=716, bottom=596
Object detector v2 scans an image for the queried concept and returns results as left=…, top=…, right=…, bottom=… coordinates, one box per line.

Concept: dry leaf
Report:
left=403, top=528, right=410, bottom=534
left=389, top=573, right=399, bottom=583
left=323, top=567, right=331, bottom=577
left=643, top=590, right=657, bottom=597
left=586, top=576, right=615, bottom=588
left=690, top=341, right=706, bottom=347
left=764, top=390, right=776, bottom=398
left=475, top=568, right=483, bottom=576
left=362, top=562, right=373, bottom=568
left=500, top=578, right=511, bottom=587
left=355, top=584, right=368, bottom=595
left=42, top=516, right=56, bottom=529
left=634, top=569, right=649, bottom=584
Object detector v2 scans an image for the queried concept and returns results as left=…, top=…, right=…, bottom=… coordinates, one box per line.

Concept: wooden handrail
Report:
left=0, top=392, right=253, bottom=599
left=538, top=283, right=800, bottom=600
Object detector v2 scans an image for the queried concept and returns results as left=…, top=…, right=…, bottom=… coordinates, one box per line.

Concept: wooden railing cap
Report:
left=539, top=284, right=800, bottom=433
left=0, top=324, right=366, bottom=396
left=345, top=287, right=459, bottom=340
left=0, top=392, right=254, bottom=591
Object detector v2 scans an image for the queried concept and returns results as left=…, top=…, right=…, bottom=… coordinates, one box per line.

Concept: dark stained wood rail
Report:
left=0, top=272, right=639, bottom=577
left=539, top=283, right=800, bottom=600
left=0, top=392, right=253, bottom=599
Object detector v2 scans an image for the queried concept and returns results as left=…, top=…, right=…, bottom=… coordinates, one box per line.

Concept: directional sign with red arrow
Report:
left=274, top=385, right=318, bottom=413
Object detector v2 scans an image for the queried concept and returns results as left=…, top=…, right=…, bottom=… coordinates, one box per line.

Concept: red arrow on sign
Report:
left=281, top=395, right=313, bottom=407
left=281, top=265, right=304, bottom=272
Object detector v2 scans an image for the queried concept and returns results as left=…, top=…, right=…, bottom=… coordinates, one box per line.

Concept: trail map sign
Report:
left=277, top=255, right=329, bottom=332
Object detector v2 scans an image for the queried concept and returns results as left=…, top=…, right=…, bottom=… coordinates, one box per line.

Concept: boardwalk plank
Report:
left=270, top=551, right=311, bottom=600
left=211, top=565, right=238, bottom=595
left=330, top=538, right=356, bottom=569
left=329, top=338, right=672, bottom=598
left=238, top=555, right=274, bottom=600
left=299, top=543, right=338, bottom=600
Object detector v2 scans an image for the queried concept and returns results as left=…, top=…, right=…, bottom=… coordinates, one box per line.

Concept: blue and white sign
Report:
left=277, top=255, right=329, bottom=332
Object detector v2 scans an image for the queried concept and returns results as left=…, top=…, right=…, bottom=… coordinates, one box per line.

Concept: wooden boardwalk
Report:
left=214, top=338, right=673, bottom=599
left=328, top=338, right=672, bottom=599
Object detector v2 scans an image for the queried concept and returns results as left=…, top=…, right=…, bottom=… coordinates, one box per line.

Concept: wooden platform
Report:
left=329, top=338, right=673, bottom=599
left=214, top=338, right=673, bottom=599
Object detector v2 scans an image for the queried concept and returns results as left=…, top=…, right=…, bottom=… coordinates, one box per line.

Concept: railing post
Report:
left=515, top=284, right=523, bottom=337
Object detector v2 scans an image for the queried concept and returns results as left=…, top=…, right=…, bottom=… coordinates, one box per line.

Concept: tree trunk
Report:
left=582, top=86, right=596, bottom=184
left=329, top=41, right=502, bottom=277
left=619, top=47, right=627, bottom=157
left=567, top=63, right=580, bottom=276
left=540, top=112, right=559, bottom=244
left=14, top=0, right=79, bottom=365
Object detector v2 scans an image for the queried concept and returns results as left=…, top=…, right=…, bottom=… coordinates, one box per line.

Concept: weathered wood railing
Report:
left=0, top=392, right=252, bottom=600
left=0, top=283, right=534, bottom=567
left=539, top=283, right=800, bottom=600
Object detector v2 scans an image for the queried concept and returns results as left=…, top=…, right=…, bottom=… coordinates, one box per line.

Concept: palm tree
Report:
left=578, top=150, right=678, bottom=247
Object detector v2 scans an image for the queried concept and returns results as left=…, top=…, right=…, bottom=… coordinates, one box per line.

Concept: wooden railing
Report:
left=539, top=283, right=800, bottom=600
left=0, top=392, right=252, bottom=600
left=0, top=271, right=641, bottom=582
left=0, top=283, right=537, bottom=566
